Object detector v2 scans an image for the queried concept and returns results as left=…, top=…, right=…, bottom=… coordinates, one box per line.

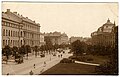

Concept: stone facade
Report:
left=44, top=31, right=68, bottom=45
left=91, top=19, right=116, bottom=47
left=2, top=9, right=44, bottom=48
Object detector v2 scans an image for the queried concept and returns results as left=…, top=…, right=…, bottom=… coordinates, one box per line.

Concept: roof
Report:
left=2, top=9, right=40, bottom=25
left=2, top=12, right=22, bottom=23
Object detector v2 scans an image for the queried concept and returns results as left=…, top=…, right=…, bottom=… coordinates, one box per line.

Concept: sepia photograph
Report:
left=1, top=1, right=118, bottom=75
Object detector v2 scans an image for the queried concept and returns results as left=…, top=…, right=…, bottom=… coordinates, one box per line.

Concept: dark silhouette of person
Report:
left=29, top=70, right=33, bottom=75
left=34, top=64, right=35, bottom=68
left=7, top=73, right=9, bottom=75
left=44, top=61, right=46, bottom=67
left=61, top=54, right=62, bottom=58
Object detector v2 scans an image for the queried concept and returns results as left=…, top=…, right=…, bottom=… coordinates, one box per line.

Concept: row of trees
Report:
left=70, top=40, right=118, bottom=74
left=70, top=40, right=117, bottom=56
left=2, top=43, right=69, bottom=60
left=2, top=45, right=31, bottom=60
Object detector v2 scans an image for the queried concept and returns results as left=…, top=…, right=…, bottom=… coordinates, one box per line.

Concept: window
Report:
left=13, top=40, right=14, bottom=46
left=21, top=40, right=22, bottom=46
left=3, top=40, right=5, bottom=46
left=13, top=31, right=15, bottom=37
left=6, top=40, right=7, bottom=45
left=6, top=30, right=8, bottom=36
left=18, top=32, right=19, bottom=37
left=21, top=31, right=22, bottom=37
left=11, top=31, right=12, bottom=37
left=11, top=40, right=12, bottom=45
left=9, top=30, right=10, bottom=36
left=3, top=29, right=5, bottom=36
left=15, top=31, right=17, bottom=37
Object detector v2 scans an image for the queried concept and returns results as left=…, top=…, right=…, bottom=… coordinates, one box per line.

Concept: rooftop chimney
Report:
left=13, top=12, right=17, bottom=14
left=7, top=9, right=10, bottom=12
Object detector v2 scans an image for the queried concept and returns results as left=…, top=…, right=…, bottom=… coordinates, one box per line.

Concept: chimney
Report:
left=13, top=12, right=17, bottom=14
left=7, top=9, right=10, bottom=12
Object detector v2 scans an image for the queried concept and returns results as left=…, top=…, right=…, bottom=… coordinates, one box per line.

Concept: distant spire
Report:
left=107, top=18, right=110, bottom=22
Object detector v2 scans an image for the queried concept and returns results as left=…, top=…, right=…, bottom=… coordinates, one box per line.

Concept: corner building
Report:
left=91, top=19, right=116, bottom=47
left=2, top=9, right=42, bottom=48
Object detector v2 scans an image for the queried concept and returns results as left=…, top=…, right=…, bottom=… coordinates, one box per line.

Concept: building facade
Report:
left=44, top=31, right=68, bottom=45
left=2, top=9, right=44, bottom=48
left=69, top=36, right=90, bottom=44
left=91, top=19, right=116, bottom=47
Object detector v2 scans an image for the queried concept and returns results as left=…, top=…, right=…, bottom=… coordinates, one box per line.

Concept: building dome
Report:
left=103, top=18, right=114, bottom=25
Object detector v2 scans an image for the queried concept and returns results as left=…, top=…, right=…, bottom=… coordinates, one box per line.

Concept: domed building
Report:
left=91, top=19, right=116, bottom=47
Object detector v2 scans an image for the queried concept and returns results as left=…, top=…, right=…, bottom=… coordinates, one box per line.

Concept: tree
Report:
left=53, top=44, right=59, bottom=51
left=71, top=40, right=86, bottom=56
left=19, top=45, right=26, bottom=57
left=34, top=46, right=38, bottom=57
left=40, top=45, right=45, bottom=54
left=3, top=45, right=12, bottom=64
left=44, top=37, right=53, bottom=54
left=4, top=45, right=12, bottom=60
left=26, top=45, right=31, bottom=59
left=12, top=46, right=18, bottom=57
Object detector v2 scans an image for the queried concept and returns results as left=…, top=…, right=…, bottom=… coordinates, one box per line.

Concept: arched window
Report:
left=21, top=40, right=22, bottom=46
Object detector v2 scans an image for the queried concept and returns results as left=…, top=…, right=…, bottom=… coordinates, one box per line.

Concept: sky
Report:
left=2, top=2, right=118, bottom=38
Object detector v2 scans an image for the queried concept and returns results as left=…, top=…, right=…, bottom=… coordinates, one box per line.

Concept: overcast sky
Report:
left=2, top=2, right=118, bottom=38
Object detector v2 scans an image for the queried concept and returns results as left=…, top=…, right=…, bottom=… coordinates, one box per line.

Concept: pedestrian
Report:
left=29, top=70, right=33, bottom=75
left=61, top=54, right=62, bottom=58
left=44, top=61, right=46, bottom=67
left=34, top=64, right=35, bottom=68
left=7, top=73, right=9, bottom=75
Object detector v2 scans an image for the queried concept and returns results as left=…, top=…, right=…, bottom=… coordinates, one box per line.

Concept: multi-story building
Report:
left=91, top=19, right=116, bottom=47
left=2, top=9, right=44, bottom=48
left=69, top=36, right=90, bottom=44
left=69, top=37, right=82, bottom=43
left=44, top=31, right=68, bottom=45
